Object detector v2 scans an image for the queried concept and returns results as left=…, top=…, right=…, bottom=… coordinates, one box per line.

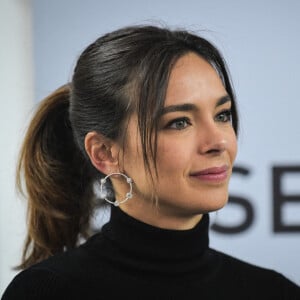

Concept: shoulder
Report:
left=2, top=232, right=106, bottom=300
left=210, top=248, right=300, bottom=298
left=1, top=267, right=73, bottom=300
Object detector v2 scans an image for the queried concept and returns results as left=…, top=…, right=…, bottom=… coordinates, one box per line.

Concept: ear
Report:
left=84, top=131, right=120, bottom=175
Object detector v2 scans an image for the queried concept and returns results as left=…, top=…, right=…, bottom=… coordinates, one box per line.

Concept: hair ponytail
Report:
left=16, top=84, right=95, bottom=270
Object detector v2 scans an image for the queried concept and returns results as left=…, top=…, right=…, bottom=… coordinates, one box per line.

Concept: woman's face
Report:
left=117, top=52, right=237, bottom=229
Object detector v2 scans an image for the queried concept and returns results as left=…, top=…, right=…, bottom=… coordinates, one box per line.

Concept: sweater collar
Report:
left=102, top=206, right=209, bottom=260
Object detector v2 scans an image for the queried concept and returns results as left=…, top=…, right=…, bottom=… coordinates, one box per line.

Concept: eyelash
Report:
left=215, top=109, right=232, bottom=123
left=166, top=117, right=191, bottom=130
left=165, top=109, right=232, bottom=130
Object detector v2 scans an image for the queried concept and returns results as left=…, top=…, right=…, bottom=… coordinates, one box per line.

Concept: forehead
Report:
left=164, top=52, right=227, bottom=107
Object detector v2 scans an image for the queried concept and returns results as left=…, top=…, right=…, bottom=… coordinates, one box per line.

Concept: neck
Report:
left=120, top=198, right=203, bottom=230
left=103, top=206, right=210, bottom=268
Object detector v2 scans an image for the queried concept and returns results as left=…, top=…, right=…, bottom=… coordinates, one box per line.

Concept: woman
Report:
left=2, top=25, right=299, bottom=299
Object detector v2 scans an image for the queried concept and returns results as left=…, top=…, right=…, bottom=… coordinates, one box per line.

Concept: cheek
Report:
left=228, top=131, right=238, bottom=163
left=119, top=136, right=144, bottom=177
left=123, top=146, right=143, bottom=172
left=156, top=138, right=190, bottom=174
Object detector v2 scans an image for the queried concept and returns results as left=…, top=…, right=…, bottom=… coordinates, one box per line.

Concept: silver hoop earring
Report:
left=100, top=172, right=133, bottom=206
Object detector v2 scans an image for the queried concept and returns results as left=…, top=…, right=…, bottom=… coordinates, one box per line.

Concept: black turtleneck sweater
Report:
left=2, top=207, right=300, bottom=299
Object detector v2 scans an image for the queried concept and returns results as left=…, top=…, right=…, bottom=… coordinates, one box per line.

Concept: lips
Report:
left=190, top=165, right=229, bottom=182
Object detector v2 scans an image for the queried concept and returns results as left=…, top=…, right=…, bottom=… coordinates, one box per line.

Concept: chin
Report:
left=193, top=193, right=229, bottom=213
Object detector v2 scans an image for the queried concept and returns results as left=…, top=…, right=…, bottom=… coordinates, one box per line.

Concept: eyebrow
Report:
left=160, top=95, right=231, bottom=115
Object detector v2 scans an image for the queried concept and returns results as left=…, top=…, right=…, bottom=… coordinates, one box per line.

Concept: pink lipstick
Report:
left=190, top=165, right=229, bottom=182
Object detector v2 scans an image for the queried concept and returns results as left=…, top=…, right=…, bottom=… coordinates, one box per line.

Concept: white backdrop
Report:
left=0, top=0, right=34, bottom=295
left=1, top=0, right=299, bottom=295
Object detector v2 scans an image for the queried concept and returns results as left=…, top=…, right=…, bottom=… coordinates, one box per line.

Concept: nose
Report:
left=197, top=122, right=226, bottom=155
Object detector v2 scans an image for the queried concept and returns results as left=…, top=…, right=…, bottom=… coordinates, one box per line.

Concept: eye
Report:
left=215, top=109, right=232, bottom=123
left=166, top=117, right=191, bottom=130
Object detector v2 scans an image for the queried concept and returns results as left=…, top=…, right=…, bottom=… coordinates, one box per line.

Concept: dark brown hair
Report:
left=17, top=25, right=238, bottom=269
